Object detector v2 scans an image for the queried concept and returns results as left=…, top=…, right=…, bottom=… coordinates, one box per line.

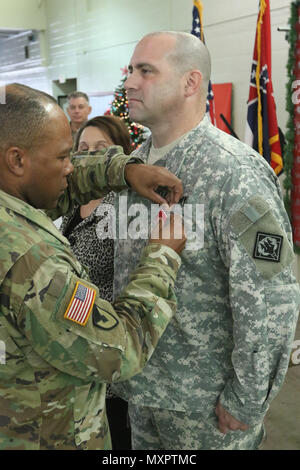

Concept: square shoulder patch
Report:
left=253, top=232, right=283, bottom=262
left=64, top=281, right=96, bottom=326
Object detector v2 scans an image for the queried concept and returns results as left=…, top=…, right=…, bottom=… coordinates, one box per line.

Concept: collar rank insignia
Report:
left=253, top=232, right=283, bottom=263
left=64, top=281, right=96, bottom=326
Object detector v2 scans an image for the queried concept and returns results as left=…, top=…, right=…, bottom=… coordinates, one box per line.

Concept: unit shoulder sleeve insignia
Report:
left=253, top=232, right=283, bottom=263
left=92, top=305, right=119, bottom=330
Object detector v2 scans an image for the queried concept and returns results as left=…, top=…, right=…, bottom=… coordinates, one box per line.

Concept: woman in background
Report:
left=61, top=115, right=133, bottom=449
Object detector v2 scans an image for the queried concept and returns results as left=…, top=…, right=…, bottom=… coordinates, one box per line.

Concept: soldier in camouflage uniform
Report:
left=112, top=32, right=300, bottom=449
left=0, top=83, right=186, bottom=450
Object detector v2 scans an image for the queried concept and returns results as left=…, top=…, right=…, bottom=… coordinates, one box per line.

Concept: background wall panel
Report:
left=0, top=0, right=46, bottom=30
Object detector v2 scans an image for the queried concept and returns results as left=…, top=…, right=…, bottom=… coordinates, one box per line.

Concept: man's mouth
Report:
left=128, top=97, right=142, bottom=103
left=128, top=99, right=143, bottom=109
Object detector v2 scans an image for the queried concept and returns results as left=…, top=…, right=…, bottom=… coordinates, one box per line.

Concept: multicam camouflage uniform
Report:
left=112, top=116, right=300, bottom=450
left=0, top=148, right=181, bottom=450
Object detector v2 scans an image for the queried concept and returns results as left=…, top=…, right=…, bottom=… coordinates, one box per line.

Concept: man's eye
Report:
left=96, top=143, right=109, bottom=150
left=78, top=144, right=88, bottom=151
left=142, top=68, right=151, bottom=74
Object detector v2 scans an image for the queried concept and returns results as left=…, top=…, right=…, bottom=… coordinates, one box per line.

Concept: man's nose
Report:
left=125, top=72, right=138, bottom=90
left=65, top=158, right=74, bottom=176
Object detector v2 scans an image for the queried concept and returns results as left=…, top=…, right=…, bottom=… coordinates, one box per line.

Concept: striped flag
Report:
left=64, top=281, right=96, bottom=326
left=245, top=0, right=283, bottom=175
left=191, top=0, right=216, bottom=125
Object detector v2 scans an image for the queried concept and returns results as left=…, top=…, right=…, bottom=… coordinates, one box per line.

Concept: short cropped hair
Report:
left=74, top=115, right=133, bottom=155
left=67, top=91, right=90, bottom=103
left=0, top=83, right=57, bottom=152
left=145, top=31, right=211, bottom=96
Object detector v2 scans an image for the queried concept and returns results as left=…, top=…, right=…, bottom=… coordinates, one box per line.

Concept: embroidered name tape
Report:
left=64, top=281, right=96, bottom=326
left=253, top=232, right=283, bottom=262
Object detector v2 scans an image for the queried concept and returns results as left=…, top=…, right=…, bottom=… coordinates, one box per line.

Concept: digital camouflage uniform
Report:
left=112, top=116, right=300, bottom=450
left=0, top=148, right=181, bottom=450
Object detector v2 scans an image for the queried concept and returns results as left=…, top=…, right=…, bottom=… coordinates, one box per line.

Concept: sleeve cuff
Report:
left=138, top=244, right=182, bottom=281
left=107, top=154, right=144, bottom=189
left=219, top=381, right=269, bottom=426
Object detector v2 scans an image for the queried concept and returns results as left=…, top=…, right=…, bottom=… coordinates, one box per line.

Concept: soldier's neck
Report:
left=151, top=110, right=205, bottom=149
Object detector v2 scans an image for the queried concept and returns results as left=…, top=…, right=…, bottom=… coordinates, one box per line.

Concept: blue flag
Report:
left=191, top=0, right=216, bottom=124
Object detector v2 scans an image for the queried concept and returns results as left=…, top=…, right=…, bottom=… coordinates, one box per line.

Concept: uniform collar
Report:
left=0, top=189, right=70, bottom=246
left=135, top=114, right=210, bottom=176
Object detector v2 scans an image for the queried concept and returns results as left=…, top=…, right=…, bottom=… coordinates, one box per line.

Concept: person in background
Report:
left=111, top=31, right=300, bottom=450
left=60, top=115, right=133, bottom=449
left=66, top=91, right=92, bottom=143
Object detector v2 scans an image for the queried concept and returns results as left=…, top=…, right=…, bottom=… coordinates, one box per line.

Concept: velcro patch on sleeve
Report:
left=64, top=281, right=96, bottom=326
left=230, top=195, right=295, bottom=279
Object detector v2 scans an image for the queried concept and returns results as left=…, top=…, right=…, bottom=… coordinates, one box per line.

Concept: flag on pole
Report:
left=245, top=0, right=283, bottom=175
left=191, top=0, right=216, bottom=125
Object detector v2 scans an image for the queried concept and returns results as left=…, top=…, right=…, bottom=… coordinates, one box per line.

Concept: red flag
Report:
left=245, top=0, right=283, bottom=175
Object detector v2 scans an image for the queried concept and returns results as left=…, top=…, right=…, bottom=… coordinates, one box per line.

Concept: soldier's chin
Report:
left=128, top=110, right=136, bottom=120
left=129, top=111, right=145, bottom=126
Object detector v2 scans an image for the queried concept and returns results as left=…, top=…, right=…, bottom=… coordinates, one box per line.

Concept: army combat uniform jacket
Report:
left=0, top=149, right=181, bottom=450
left=113, top=116, right=300, bottom=429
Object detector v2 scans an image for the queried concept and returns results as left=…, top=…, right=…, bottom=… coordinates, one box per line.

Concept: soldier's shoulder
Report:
left=204, top=124, right=274, bottom=175
left=0, top=206, right=42, bottom=251
left=0, top=206, right=66, bottom=283
left=182, top=124, right=276, bottom=194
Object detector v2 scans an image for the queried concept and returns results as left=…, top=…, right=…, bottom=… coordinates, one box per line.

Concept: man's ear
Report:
left=5, top=147, right=27, bottom=176
left=87, top=106, right=92, bottom=116
left=184, top=70, right=203, bottom=97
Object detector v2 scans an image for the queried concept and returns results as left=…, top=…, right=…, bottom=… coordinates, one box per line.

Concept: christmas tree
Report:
left=106, top=67, right=146, bottom=150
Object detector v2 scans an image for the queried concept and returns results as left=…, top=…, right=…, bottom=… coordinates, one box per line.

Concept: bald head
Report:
left=142, top=31, right=211, bottom=98
left=0, top=83, right=58, bottom=153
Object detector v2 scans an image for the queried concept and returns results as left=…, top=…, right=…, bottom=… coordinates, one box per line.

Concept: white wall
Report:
left=0, top=0, right=46, bottom=30
left=204, top=0, right=291, bottom=139
left=45, top=0, right=193, bottom=94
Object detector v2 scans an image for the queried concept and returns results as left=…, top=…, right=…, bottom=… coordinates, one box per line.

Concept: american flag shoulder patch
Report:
left=64, top=281, right=96, bottom=326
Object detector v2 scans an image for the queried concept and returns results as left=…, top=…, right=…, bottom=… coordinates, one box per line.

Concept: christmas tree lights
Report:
left=106, top=67, right=146, bottom=150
